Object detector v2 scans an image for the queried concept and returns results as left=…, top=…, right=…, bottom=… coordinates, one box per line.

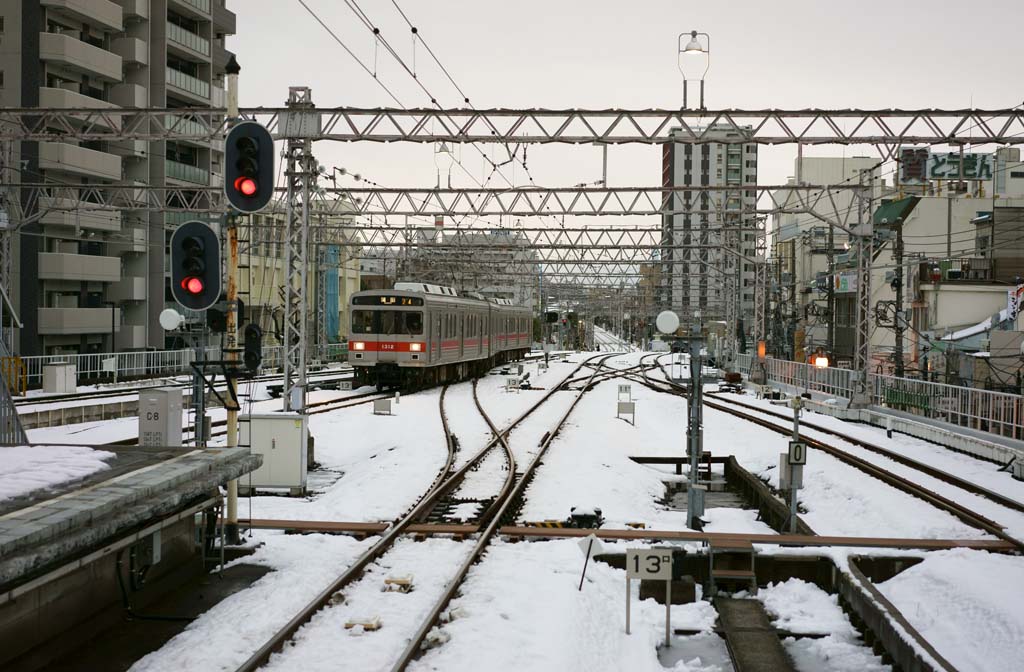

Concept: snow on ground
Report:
left=243, top=386, right=447, bottom=523
left=516, top=357, right=775, bottom=532
left=717, top=390, right=1024, bottom=505
left=876, top=549, right=1024, bottom=672
left=711, top=392, right=1024, bottom=539
left=411, top=538, right=723, bottom=672
left=0, top=445, right=115, bottom=501
left=443, top=380, right=495, bottom=469
left=757, top=578, right=889, bottom=672
left=261, top=537, right=470, bottom=672
left=24, top=385, right=369, bottom=445
left=701, top=402, right=987, bottom=540
left=129, top=532, right=369, bottom=672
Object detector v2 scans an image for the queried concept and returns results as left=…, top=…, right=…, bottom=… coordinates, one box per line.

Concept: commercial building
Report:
left=660, top=126, right=757, bottom=330
left=0, top=0, right=235, bottom=355
left=244, top=200, right=361, bottom=347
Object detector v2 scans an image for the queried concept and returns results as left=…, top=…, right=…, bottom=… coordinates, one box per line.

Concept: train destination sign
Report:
left=353, top=295, right=424, bottom=306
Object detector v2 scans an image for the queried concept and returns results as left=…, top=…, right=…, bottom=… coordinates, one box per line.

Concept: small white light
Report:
left=813, top=356, right=829, bottom=368
left=351, top=341, right=366, bottom=351
left=410, top=342, right=423, bottom=352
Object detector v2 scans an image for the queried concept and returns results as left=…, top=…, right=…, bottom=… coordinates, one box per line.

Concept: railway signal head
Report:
left=170, top=221, right=221, bottom=311
left=243, top=324, right=263, bottom=372
left=225, top=121, right=274, bottom=213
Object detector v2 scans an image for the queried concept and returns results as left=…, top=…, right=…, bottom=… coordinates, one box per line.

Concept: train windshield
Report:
left=351, top=310, right=423, bottom=335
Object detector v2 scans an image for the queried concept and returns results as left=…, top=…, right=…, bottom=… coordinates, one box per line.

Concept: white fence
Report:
left=733, top=353, right=1023, bottom=441
left=16, top=343, right=349, bottom=388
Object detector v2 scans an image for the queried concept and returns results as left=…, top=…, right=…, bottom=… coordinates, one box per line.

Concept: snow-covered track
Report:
left=389, top=352, right=621, bottom=672
left=234, top=355, right=605, bottom=672
left=637, top=359, right=1024, bottom=552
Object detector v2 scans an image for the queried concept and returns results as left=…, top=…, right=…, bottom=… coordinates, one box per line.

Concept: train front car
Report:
left=348, top=289, right=429, bottom=389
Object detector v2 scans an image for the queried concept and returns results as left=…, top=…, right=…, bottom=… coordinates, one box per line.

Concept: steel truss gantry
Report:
left=6, top=183, right=864, bottom=225
left=4, top=107, right=1024, bottom=150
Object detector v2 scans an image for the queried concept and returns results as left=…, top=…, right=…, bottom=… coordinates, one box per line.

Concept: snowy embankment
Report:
left=0, top=445, right=115, bottom=501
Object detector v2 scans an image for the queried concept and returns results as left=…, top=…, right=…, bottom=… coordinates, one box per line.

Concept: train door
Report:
left=436, top=313, right=444, bottom=362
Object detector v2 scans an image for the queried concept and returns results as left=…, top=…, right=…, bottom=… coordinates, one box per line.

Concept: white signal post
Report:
left=625, top=548, right=674, bottom=647
left=224, top=56, right=241, bottom=544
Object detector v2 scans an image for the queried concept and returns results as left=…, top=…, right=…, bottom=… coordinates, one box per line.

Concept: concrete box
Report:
left=138, top=388, right=183, bottom=447
left=42, top=363, right=76, bottom=394
left=239, top=413, right=308, bottom=493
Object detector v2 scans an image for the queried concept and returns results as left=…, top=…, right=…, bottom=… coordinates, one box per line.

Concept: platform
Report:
left=0, top=445, right=260, bottom=592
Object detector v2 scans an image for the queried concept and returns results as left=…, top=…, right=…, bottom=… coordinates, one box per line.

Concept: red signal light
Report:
left=181, top=276, right=204, bottom=295
left=234, top=176, right=257, bottom=197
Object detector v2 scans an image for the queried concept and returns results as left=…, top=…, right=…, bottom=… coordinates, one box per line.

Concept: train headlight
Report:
left=351, top=341, right=366, bottom=351
left=410, top=342, right=423, bottom=352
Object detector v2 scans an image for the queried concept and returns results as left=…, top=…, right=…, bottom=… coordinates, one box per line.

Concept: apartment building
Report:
left=660, top=126, right=758, bottom=329
left=0, top=0, right=235, bottom=356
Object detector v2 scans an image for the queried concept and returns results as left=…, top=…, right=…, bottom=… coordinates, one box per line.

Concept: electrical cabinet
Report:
left=42, top=363, right=76, bottom=393
left=138, top=388, right=183, bottom=447
left=239, top=413, right=308, bottom=494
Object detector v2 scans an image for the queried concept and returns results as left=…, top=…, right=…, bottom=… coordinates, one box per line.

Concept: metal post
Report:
left=893, top=218, right=905, bottom=378
left=665, top=579, right=672, bottom=647
left=851, top=170, right=874, bottom=407
left=282, top=87, right=317, bottom=413
left=686, top=345, right=703, bottom=530
left=193, top=334, right=206, bottom=447
left=224, top=58, right=241, bottom=544
left=790, top=396, right=802, bottom=533
left=625, top=577, right=631, bottom=634
left=826, top=220, right=835, bottom=356
left=224, top=214, right=240, bottom=544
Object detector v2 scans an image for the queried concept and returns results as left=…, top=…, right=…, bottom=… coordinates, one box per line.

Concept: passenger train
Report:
left=348, top=282, right=532, bottom=388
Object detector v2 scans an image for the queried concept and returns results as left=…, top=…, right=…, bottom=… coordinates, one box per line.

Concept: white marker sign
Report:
left=626, top=548, right=673, bottom=580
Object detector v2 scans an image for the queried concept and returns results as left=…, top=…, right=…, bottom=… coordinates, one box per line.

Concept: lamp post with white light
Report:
left=677, top=30, right=710, bottom=110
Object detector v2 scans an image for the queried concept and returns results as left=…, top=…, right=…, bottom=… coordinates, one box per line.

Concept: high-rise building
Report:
left=660, top=126, right=758, bottom=328
left=0, top=0, right=235, bottom=356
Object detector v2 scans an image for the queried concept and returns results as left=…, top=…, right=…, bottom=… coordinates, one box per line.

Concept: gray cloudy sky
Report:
left=231, top=0, right=1024, bottom=221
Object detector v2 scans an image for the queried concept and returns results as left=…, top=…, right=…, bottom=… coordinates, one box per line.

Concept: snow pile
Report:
left=412, top=539, right=721, bottom=672
left=758, top=578, right=888, bottom=672
left=877, top=549, right=1024, bottom=672
left=0, top=445, right=115, bottom=501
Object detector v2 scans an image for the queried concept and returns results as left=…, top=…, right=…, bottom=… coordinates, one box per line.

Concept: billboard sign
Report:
left=901, top=147, right=994, bottom=183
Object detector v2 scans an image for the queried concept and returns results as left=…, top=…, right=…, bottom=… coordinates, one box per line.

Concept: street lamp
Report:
left=677, top=30, right=710, bottom=110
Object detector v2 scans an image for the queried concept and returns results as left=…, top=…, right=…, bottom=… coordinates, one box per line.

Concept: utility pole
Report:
left=686, top=324, right=704, bottom=530
left=224, top=56, right=241, bottom=544
left=893, top=217, right=905, bottom=378
left=826, top=221, right=835, bottom=356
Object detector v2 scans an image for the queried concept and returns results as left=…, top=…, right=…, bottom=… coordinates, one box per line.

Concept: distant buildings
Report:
left=660, top=125, right=757, bottom=330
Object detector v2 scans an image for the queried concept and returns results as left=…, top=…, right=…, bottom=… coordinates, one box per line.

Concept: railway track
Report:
left=234, top=353, right=612, bottom=672
left=634, top=355, right=1024, bottom=552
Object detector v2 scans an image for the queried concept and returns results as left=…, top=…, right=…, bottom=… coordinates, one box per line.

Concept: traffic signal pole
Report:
left=224, top=57, right=241, bottom=545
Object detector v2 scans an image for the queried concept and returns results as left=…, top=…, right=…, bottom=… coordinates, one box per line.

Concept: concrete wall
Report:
left=0, top=515, right=198, bottom=671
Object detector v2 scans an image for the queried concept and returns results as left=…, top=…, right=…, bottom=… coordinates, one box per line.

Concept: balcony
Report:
left=41, top=0, right=122, bottom=32
left=165, top=158, right=209, bottom=184
left=38, top=307, right=121, bottom=335
left=111, top=83, right=148, bottom=108
left=108, top=277, right=147, bottom=302
left=167, top=22, right=210, bottom=57
left=164, top=114, right=212, bottom=146
left=121, top=0, right=148, bottom=20
left=39, top=142, right=121, bottom=181
left=40, top=32, right=122, bottom=82
left=918, top=258, right=993, bottom=283
left=39, top=252, right=121, bottom=282
left=108, top=228, right=147, bottom=255
left=38, top=87, right=121, bottom=130
left=117, top=324, right=146, bottom=349
left=166, top=67, right=209, bottom=101
left=214, top=2, right=236, bottom=33
left=112, top=36, right=148, bottom=66
left=109, top=138, right=147, bottom=158
left=38, top=197, right=122, bottom=232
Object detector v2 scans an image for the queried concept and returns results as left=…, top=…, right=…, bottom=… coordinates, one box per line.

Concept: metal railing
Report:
left=15, top=343, right=349, bottom=389
left=871, top=374, right=1023, bottom=440
left=166, top=67, right=210, bottom=99
left=0, top=368, right=28, bottom=444
left=733, top=353, right=1022, bottom=440
left=165, top=158, right=210, bottom=184
left=167, top=23, right=210, bottom=55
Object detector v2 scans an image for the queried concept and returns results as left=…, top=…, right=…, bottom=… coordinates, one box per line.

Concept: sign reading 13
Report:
left=625, top=549, right=673, bottom=580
